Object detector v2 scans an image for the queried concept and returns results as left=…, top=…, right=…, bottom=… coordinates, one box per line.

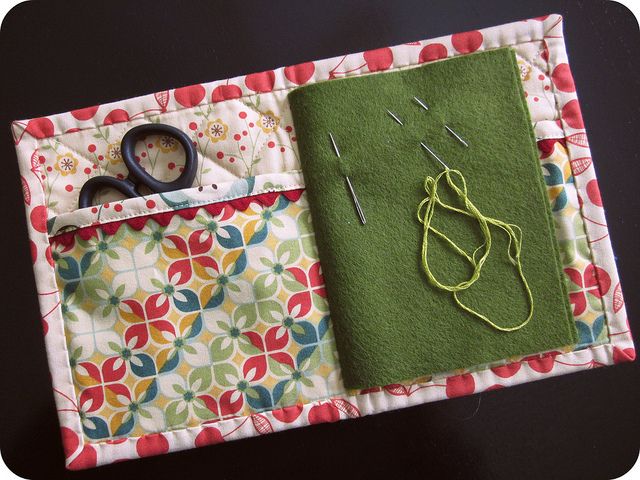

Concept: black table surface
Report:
left=1, top=1, right=638, bottom=479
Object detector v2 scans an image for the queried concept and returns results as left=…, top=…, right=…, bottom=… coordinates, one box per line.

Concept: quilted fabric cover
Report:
left=11, top=14, right=634, bottom=469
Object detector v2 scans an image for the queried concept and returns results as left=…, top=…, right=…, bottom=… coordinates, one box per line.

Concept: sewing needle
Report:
left=420, top=141, right=450, bottom=170
left=444, top=125, right=469, bottom=147
left=386, top=109, right=404, bottom=125
left=329, top=132, right=366, bottom=225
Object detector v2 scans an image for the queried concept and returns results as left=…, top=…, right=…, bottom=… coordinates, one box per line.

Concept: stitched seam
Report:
left=50, top=99, right=289, bottom=216
left=43, top=124, right=132, bottom=215
left=49, top=168, right=302, bottom=225
left=26, top=20, right=620, bottom=452
left=544, top=33, right=612, bottom=342
left=523, top=32, right=611, bottom=344
left=79, top=341, right=611, bottom=447
left=536, top=135, right=565, bottom=140
left=50, top=184, right=306, bottom=235
left=22, top=36, right=547, bottom=144
left=59, top=185, right=306, bottom=446
left=141, top=96, right=289, bottom=178
left=44, top=27, right=623, bottom=453
left=24, top=135, right=87, bottom=444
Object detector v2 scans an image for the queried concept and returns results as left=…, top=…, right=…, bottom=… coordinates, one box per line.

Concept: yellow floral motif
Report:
left=204, top=119, right=228, bottom=143
left=517, top=59, right=532, bottom=82
left=259, top=110, right=280, bottom=133
left=54, top=152, right=78, bottom=176
left=106, top=143, right=123, bottom=164
left=156, top=135, right=179, bottom=153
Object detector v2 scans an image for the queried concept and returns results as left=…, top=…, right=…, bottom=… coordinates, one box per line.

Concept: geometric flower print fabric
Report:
left=51, top=191, right=340, bottom=441
left=539, top=138, right=610, bottom=348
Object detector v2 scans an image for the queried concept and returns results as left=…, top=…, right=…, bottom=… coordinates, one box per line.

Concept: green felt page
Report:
left=288, top=48, right=577, bottom=389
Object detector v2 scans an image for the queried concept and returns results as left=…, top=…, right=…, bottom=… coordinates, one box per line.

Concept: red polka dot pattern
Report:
left=136, top=433, right=169, bottom=457
left=552, top=63, right=576, bottom=92
left=451, top=30, right=483, bottom=53
left=174, top=84, right=206, bottom=108
left=245, top=70, right=276, bottom=92
left=562, top=99, right=585, bottom=129
left=419, top=43, right=448, bottom=63
left=363, top=47, right=394, bottom=72
left=586, top=179, right=603, bottom=207
left=284, top=62, right=315, bottom=85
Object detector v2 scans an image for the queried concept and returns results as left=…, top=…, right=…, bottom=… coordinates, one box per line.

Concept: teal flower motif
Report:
left=575, top=315, right=606, bottom=349
left=76, top=227, right=127, bottom=273
left=109, top=377, right=159, bottom=437
left=107, top=339, right=156, bottom=377
left=243, top=195, right=296, bottom=243
left=194, top=213, right=244, bottom=250
left=542, top=161, right=573, bottom=212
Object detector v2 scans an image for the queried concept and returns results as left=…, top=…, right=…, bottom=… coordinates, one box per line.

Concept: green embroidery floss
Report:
left=417, top=150, right=534, bottom=332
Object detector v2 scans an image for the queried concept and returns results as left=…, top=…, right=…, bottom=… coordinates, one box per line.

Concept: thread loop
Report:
left=417, top=167, right=533, bottom=332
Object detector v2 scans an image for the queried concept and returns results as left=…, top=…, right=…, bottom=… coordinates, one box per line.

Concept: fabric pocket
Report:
left=49, top=172, right=342, bottom=442
left=534, top=126, right=610, bottom=349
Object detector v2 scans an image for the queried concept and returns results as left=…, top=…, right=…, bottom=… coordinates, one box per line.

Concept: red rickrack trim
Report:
left=51, top=189, right=305, bottom=248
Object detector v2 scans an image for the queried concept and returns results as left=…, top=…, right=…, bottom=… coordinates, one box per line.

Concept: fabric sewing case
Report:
left=11, top=14, right=634, bottom=469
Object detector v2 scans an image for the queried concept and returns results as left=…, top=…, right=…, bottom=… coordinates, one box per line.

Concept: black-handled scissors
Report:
left=78, top=123, right=198, bottom=209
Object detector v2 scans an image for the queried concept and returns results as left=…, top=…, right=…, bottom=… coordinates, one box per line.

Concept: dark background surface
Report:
left=0, top=1, right=638, bottom=479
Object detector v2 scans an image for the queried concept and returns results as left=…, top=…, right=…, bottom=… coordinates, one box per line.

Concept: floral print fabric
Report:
left=52, top=190, right=341, bottom=440
left=539, top=138, right=609, bottom=347
left=20, top=95, right=299, bottom=216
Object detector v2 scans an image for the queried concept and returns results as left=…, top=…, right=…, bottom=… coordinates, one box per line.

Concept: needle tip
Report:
left=386, top=109, right=404, bottom=126
left=420, top=141, right=449, bottom=170
left=413, top=96, right=430, bottom=111
left=329, top=132, right=341, bottom=157
left=444, top=125, right=469, bottom=148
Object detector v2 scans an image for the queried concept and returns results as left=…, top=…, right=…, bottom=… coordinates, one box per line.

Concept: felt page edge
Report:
left=505, top=48, right=579, bottom=345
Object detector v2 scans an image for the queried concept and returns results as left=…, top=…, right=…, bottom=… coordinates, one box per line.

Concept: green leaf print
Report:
left=166, top=400, right=189, bottom=427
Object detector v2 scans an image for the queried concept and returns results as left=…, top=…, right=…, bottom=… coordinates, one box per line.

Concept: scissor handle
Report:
left=78, top=123, right=198, bottom=209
